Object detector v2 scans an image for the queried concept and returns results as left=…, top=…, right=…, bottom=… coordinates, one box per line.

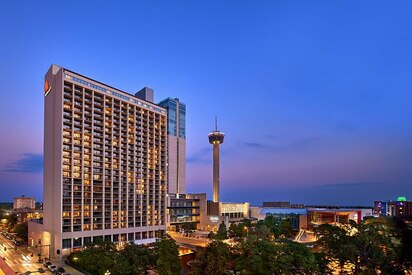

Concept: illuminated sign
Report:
left=221, top=203, right=245, bottom=213
left=44, top=80, right=51, bottom=96
left=397, top=196, right=407, bottom=202
left=209, top=216, right=219, bottom=223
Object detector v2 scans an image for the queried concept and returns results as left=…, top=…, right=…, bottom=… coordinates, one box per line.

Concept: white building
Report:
left=35, top=65, right=168, bottom=257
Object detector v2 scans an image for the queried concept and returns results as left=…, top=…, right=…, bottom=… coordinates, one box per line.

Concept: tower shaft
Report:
left=213, top=143, right=220, bottom=203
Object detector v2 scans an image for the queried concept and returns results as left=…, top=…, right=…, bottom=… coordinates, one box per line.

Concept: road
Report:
left=0, top=234, right=83, bottom=275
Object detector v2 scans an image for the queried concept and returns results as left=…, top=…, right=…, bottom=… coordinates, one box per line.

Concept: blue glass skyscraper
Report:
left=158, top=98, right=186, bottom=194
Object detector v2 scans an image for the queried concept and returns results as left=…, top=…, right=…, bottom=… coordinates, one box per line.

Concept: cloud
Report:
left=292, top=136, right=321, bottom=147
left=311, top=182, right=384, bottom=189
left=242, top=142, right=268, bottom=149
left=240, top=136, right=321, bottom=153
left=3, top=153, right=43, bottom=173
left=187, top=156, right=209, bottom=164
left=187, top=147, right=210, bottom=164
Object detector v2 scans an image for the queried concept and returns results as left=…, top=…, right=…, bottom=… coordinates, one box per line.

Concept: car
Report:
left=60, top=273, right=70, bottom=275
left=55, top=267, right=65, bottom=275
left=44, top=261, right=53, bottom=268
left=48, top=265, right=57, bottom=273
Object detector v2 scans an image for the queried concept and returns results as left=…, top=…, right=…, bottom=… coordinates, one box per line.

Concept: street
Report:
left=0, top=234, right=83, bottom=275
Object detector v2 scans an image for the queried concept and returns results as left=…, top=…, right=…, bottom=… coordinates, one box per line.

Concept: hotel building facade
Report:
left=41, top=65, right=167, bottom=256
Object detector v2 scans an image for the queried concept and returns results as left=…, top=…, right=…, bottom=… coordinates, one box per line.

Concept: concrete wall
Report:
left=249, top=206, right=264, bottom=220
left=167, top=136, right=186, bottom=194
left=178, top=138, right=186, bottom=194
left=168, top=135, right=178, bottom=194
left=28, top=221, right=52, bottom=259
left=199, top=215, right=229, bottom=232
left=44, top=65, right=63, bottom=258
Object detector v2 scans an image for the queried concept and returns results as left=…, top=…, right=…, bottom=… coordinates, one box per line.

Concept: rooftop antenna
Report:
left=215, top=116, right=218, bottom=131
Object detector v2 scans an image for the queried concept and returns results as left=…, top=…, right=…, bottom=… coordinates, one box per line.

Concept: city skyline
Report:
left=0, top=1, right=411, bottom=205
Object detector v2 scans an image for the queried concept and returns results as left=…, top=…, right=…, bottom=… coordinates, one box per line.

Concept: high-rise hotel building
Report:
left=43, top=65, right=167, bottom=256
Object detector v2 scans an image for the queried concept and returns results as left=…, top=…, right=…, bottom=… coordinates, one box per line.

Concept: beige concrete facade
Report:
left=43, top=65, right=167, bottom=257
left=167, top=136, right=186, bottom=194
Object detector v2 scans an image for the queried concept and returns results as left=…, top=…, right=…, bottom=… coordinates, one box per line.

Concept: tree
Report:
left=121, top=243, right=155, bottom=275
left=381, top=216, right=412, bottom=272
left=316, top=223, right=355, bottom=272
left=14, top=222, right=28, bottom=241
left=182, top=222, right=195, bottom=236
left=313, top=252, right=332, bottom=275
left=213, top=221, right=228, bottom=240
left=278, top=219, right=293, bottom=238
left=228, top=223, right=247, bottom=240
left=69, top=245, right=130, bottom=275
left=155, top=234, right=180, bottom=275
left=253, top=224, right=273, bottom=241
left=315, top=218, right=405, bottom=274
left=234, top=238, right=319, bottom=274
left=189, top=240, right=233, bottom=275
left=273, top=240, right=318, bottom=274
left=234, top=239, right=278, bottom=274
left=6, top=214, right=18, bottom=231
left=261, top=215, right=277, bottom=235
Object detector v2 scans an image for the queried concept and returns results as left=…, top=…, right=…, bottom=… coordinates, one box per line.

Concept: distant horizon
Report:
left=0, top=175, right=407, bottom=208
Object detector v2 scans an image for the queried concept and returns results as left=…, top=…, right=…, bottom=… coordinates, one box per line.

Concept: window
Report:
left=93, top=236, right=103, bottom=243
left=62, top=239, right=71, bottom=249
left=83, top=237, right=92, bottom=245
left=73, top=238, right=82, bottom=247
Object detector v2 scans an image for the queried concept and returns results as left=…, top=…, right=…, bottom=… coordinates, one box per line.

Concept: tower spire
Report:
left=208, top=118, right=225, bottom=203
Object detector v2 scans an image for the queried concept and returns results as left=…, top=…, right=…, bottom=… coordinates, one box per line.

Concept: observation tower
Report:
left=208, top=117, right=225, bottom=203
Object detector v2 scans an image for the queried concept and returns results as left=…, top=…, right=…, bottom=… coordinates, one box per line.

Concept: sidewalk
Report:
left=0, top=256, right=15, bottom=275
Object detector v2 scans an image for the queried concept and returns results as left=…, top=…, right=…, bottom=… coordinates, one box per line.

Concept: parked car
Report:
left=55, top=267, right=65, bottom=275
left=48, top=265, right=57, bottom=273
left=44, top=261, right=53, bottom=268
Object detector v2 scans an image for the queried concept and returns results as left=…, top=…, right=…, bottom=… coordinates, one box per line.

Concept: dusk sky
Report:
left=0, top=1, right=411, bottom=205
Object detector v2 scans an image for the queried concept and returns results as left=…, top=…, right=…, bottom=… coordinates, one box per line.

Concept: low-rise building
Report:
left=250, top=207, right=307, bottom=230
left=374, top=197, right=412, bottom=218
left=250, top=206, right=373, bottom=230
left=167, top=193, right=207, bottom=232
left=13, top=195, right=35, bottom=211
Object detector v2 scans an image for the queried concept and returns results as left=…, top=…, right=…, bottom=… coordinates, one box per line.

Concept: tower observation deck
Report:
left=208, top=118, right=225, bottom=203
